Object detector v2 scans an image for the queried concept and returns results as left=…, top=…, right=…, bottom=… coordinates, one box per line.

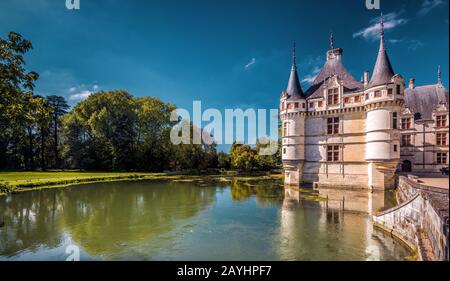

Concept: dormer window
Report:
left=436, top=115, right=447, bottom=128
left=401, top=118, right=411, bottom=129
left=327, top=88, right=339, bottom=105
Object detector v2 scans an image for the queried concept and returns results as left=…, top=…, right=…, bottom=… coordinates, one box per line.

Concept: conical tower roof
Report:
left=286, top=43, right=305, bottom=100
left=368, top=13, right=395, bottom=88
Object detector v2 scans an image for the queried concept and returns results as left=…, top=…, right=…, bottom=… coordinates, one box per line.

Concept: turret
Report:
left=364, top=13, right=404, bottom=190
left=280, top=43, right=306, bottom=185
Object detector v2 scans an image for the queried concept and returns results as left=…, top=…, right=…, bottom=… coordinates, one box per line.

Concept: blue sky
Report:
left=0, top=1, right=448, bottom=143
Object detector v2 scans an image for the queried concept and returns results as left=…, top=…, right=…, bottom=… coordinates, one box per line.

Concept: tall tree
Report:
left=0, top=32, right=39, bottom=169
left=46, top=95, right=69, bottom=168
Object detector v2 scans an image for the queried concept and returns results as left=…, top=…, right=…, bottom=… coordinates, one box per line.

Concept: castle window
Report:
left=437, top=133, right=447, bottom=146
left=374, top=90, right=381, bottom=98
left=401, top=118, right=411, bottom=129
left=396, top=84, right=401, bottom=95
left=294, top=102, right=299, bottom=109
left=394, top=145, right=398, bottom=152
left=327, top=117, right=340, bottom=135
left=365, top=93, right=369, bottom=100
left=283, top=122, right=288, bottom=137
left=283, top=148, right=287, bottom=155
left=287, top=103, right=291, bottom=110
left=327, top=88, right=339, bottom=105
left=388, top=89, right=393, bottom=96
left=309, top=102, right=314, bottom=109
left=354, top=96, right=360, bottom=103
left=437, top=152, right=447, bottom=165
left=318, top=101, right=323, bottom=107
left=402, top=134, right=412, bottom=146
left=327, top=145, right=340, bottom=162
left=302, top=102, right=306, bottom=109
left=436, top=115, right=447, bottom=128
left=392, top=112, right=398, bottom=129
left=344, top=97, right=350, bottom=104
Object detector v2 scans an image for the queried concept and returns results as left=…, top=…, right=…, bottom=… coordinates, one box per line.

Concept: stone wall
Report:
left=373, top=176, right=449, bottom=260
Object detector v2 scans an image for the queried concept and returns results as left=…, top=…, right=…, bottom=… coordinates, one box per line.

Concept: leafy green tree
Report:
left=0, top=32, right=39, bottom=169
left=230, top=143, right=258, bottom=172
left=217, top=152, right=231, bottom=170
left=62, top=91, right=137, bottom=170
left=46, top=95, right=69, bottom=168
left=135, top=97, right=176, bottom=171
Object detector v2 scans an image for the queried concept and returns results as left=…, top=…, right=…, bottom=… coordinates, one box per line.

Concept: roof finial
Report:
left=438, top=65, right=442, bottom=84
left=330, top=31, right=334, bottom=50
left=380, top=12, right=385, bottom=49
left=292, top=42, right=297, bottom=67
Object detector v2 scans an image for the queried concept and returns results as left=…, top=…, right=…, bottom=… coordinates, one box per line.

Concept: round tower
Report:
left=364, top=13, right=404, bottom=190
left=280, top=44, right=307, bottom=186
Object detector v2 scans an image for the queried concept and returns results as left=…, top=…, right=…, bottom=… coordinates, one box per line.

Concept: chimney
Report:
left=363, top=71, right=369, bottom=87
left=409, top=78, right=415, bottom=89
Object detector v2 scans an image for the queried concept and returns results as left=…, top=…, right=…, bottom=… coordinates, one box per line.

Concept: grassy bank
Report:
left=0, top=171, right=283, bottom=196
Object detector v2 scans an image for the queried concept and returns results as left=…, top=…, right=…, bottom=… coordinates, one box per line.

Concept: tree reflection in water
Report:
left=0, top=181, right=217, bottom=259
left=0, top=181, right=411, bottom=261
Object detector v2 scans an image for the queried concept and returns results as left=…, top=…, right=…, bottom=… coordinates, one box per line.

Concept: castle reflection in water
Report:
left=279, top=185, right=401, bottom=261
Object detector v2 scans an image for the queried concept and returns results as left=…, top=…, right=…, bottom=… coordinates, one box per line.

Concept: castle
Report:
left=280, top=15, right=449, bottom=190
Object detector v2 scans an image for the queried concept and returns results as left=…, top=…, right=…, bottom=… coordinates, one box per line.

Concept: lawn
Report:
left=0, top=171, right=157, bottom=183
left=0, top=171, right=282, bottom=196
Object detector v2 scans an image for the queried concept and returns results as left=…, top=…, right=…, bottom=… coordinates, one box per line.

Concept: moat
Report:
left=0, top=181, right=412, bottom=261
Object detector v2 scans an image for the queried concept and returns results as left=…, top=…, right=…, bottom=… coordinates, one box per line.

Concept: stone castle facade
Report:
left=280, top=16, right=449, bottom=190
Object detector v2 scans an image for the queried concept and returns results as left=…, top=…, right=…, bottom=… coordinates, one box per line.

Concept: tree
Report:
left=217, top=152, right=231, bottom=170
left=34, top=96, right=53, bottom=170
left=46, top=96, right=69, bottom=168
left=229, top=143, right=258, bottom=172
left=62, top=91, right=138, bottom=170
left=0, top=32, right=39, bottom=169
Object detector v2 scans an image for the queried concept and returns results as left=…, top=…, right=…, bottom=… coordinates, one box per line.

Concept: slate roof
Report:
left=368, top=40, right=395, bottom=88
left=305, top=49, right=363, bottom=99
left=368, top=14, right=395, bottom=88
left=285, top=45, right=306, bottom=100
left=286, top=63, right=306, bottom=100
left=404, top=83, right=449, bottom=120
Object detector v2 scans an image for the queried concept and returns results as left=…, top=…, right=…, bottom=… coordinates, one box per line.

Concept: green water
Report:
left=0, top=181, right=411, bottom=261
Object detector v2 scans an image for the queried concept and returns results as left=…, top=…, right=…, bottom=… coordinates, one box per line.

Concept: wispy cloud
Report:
left=301, top=66, right=321, bottom=84
left=353, top=11, right=408, bottom=41
left=69, top=90, right=93, bottom=101
left=407, top=40, right=424, bottom=51
left=244, top=58, right=256, bottom=69
left=418, top=0, right=445, bottom=16
left=68, top=84, right=101, bottom=101
left=388, top=39, right=403, bottom=44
